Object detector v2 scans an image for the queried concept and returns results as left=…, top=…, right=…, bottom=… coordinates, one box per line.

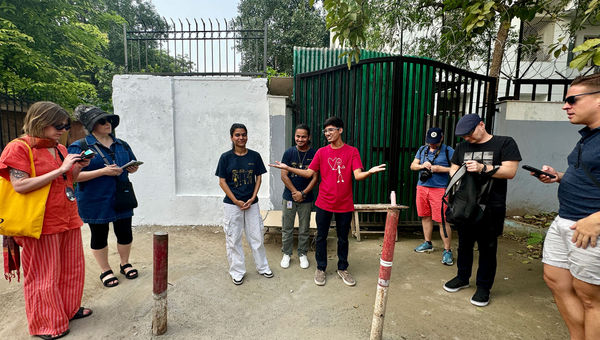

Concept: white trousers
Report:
left=223, top=203, right=271, bottom=280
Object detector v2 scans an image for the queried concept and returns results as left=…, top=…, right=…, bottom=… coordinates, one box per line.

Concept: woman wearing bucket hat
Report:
left=67, top=105, right=140, bottom=288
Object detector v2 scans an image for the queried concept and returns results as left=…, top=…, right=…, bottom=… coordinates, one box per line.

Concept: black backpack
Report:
left=441, top=163, right=493, bottom=232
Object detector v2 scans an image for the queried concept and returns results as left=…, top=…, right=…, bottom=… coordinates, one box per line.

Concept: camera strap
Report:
left=421, top=145, right=442, bottom=164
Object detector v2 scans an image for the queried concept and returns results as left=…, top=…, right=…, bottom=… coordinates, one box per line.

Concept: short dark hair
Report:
left=295, top=123, right=310, bottom=136
left=323, top=116, right=343, bottom=129
left=571, top=73, right=600, bottom=91
left=229, top=123, right=247, bottom=136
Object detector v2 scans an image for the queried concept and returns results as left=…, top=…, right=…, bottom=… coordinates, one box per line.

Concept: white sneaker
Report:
left=299, top=254, right=309, bottom=269
left=280, top=254, right=290, bottom=268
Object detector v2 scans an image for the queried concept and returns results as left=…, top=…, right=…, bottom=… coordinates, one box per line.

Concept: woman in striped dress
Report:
left=0, top=102, right=92, bottom=339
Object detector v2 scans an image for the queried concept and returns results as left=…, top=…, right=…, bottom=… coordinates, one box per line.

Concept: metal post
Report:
left=152, top=232, right=168, bottom=335
left=370, top=192, right=399, bottom=340
left=123, top=23, right=128, bottom=72
left=263, top=22, right=268, bottom=75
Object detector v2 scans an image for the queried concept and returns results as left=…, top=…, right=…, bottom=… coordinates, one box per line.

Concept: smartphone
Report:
left=120, top=160, right=144, bottom=169
left=78, top=149, right=96, bottom=161
left=522, top=165, right=556, bottom=179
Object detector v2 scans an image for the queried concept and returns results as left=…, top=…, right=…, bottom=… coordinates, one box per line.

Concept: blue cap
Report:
left=425, top=127, right=442, bottom=144
left=455, top=114, right=482, bottom=136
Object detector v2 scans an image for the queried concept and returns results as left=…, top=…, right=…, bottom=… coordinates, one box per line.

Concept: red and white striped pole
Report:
left=370, top=192, right=399, bottom=340
left=152, top=231, right=168, bottom=335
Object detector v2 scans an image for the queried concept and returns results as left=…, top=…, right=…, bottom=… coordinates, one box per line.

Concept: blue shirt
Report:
left=415, top=144, right=454, bottom=188
left=67, top=134, right=137, bottom=224
left=558, top=127, right=600, bottom=220
left=281, top=146, right=315, bottom=202
left=215, top=149, right=267, bottom=205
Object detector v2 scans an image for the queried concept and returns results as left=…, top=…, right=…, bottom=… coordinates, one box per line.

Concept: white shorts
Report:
left=542, top=215, right=600, bottom=285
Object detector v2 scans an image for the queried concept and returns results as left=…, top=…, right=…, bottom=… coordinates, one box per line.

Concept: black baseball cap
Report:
left=455, top=114, right=482, bottom=136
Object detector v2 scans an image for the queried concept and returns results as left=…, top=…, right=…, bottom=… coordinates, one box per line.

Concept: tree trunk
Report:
left=488, top=19, right=511, bottom=97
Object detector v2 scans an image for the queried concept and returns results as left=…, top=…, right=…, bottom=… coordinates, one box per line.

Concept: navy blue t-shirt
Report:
left=415, top=144, right=454, bottom=188
left=281, top=146, right=316, bottom=202
left=558, top=127, right=600, bottom=220
left=215, top=149, right=267, bottom=205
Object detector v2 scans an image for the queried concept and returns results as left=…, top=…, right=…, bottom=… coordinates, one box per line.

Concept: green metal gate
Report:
left=294, top=55, right=496, bottom=224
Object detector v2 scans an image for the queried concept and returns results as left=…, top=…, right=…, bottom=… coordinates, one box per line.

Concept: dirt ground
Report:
left=0, top=225, right=569, bottom=340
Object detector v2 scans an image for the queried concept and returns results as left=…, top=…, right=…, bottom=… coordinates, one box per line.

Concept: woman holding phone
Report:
left=68, top=105, right=139, bottom=288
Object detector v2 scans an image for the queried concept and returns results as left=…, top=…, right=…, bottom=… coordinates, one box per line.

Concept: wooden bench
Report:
left=351, top=204, right=409, bottom=241
left=261, top=203, right=408, bottom=241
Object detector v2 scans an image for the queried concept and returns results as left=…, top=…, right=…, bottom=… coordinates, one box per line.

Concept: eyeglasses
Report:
left=322, top=127, right=340, bottom=134
left=97, top=118, right=110, bottom=125
left=564, top=90, right=600, bottom=105
left=52, top=123, right=71, bottom=131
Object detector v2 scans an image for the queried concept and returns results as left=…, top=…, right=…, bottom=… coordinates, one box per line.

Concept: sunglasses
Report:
left=564, top=90, right=600, bottom=105
left=52, top=123, right=71, bottom=131
left=97, top=118, right=110, bottom=125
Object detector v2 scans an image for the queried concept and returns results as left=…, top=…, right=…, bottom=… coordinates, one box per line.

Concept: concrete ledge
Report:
left=504, top=218, right=548, bottom=237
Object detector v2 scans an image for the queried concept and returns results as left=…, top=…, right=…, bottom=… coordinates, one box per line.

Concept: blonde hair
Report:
left=22, top=101, right=70, bottom=138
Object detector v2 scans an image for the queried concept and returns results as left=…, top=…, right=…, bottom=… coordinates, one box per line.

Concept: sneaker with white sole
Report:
left=470, top=287, right=490, bottom=307
left=299, top=254, right=309, bottom=269
left=443, top=276, right=469, bottom=292
left=314, top=269, right=326, bottom=286
left=232, top=276, right=244, bottom=285
left=280, top=254, right=290, bottom=268
left=337, top=270, right=356, bottom=286
left=442, top=249, right=454, bottom=266
left=414, top=241, right=433, bottom=253
left=261, top=271, right=274, bottom=278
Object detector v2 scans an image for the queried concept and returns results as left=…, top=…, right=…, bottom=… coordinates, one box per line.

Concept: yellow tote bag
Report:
left=0, top=139, right=51, bottom=239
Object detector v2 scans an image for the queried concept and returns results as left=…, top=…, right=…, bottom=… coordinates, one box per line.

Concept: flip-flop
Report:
left=36, top=329, right=70, bottom=340
left=70, top=307, right=93, bottom=321
left=120, top=263, right=139, bottom=279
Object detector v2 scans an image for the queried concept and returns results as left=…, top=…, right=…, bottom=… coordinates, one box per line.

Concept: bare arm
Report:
left=303, top=172, right=318, bottom=195
left=75, top=165, right=123, bottom=182
left=354, top=164, right=386, bottom=181
left=449, top=163, right=460, bottom=177
left=536, top=165, right=564, bottom=183
left=9, top=153, right=83, bottom=193
left=465, top=160, right=519, bottom=179
left=410, top=158, right=429, bottom=171
left=218, top=177, right=245, bottom=209
left=270, top=161, right=315, bottom=178
left=281, top=169, right=299, bottom=194
left=243, top=175, right=262, bottom=209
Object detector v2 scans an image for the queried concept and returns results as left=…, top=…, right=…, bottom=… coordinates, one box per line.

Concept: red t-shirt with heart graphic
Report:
left=308, top=144, right=363, bottom=212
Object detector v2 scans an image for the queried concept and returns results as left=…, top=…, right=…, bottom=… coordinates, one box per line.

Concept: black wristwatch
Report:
left=301, top=191, right=306, bottom=199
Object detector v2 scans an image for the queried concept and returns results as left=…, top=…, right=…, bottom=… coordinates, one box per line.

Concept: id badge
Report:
left=65, top=187, right=76, bottom=201
left=286, top=201, right=293, bottom=209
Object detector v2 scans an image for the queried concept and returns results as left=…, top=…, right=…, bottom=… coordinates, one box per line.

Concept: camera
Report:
left=419, top=168, right=433, bottom=182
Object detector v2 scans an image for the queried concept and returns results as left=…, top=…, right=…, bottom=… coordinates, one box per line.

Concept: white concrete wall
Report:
left=112, top=75, right=275, bottom=226
left=495, top=100, right=580, bottom=215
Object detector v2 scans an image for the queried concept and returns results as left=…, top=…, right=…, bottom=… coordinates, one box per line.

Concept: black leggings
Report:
left=89, top=217, right=133, bottom=250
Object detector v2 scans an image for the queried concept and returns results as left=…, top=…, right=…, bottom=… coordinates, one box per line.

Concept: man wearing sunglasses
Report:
left=535, top=74, right=600, bottom=340
left=442, top=114, right=521, bottom=307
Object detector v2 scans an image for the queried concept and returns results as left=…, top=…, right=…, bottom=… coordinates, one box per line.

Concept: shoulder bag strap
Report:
left=91, top=144, right=112, bottom=165
left=13, top=139, right=36, bottom=177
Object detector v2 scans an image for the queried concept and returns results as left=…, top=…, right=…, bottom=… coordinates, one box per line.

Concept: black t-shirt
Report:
left=451, top=135, right=521, bottom=207
left=215, top=149, right=267, bottom=205
left=281, top=146, right=316, bottom=202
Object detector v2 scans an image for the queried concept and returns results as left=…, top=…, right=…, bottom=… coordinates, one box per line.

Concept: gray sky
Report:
left=150, top=0, right=240, bottom=20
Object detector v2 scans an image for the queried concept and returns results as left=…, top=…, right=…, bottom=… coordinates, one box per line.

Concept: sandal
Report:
left=120, top=263, right=139, bottom=279
left=36, top=329, right=70, bottom=340
left=70, top=307, right=93, bottom=321
left=100, top=270, right=119, bottom=287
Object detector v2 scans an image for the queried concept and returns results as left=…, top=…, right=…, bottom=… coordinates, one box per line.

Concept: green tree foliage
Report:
left=318, top=0, right=600, bottom=79
left=0, top=0, right=178, bottom=111
left=236, top=0, right=329, bottom=74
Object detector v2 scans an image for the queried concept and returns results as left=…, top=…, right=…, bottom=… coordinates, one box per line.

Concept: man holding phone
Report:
left=535, top=73, right=600, bottom=340
left=442, top=114, right=521, bottom=307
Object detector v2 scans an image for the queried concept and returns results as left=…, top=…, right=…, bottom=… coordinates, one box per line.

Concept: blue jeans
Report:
left=315, top=207, right=352, bottom=271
